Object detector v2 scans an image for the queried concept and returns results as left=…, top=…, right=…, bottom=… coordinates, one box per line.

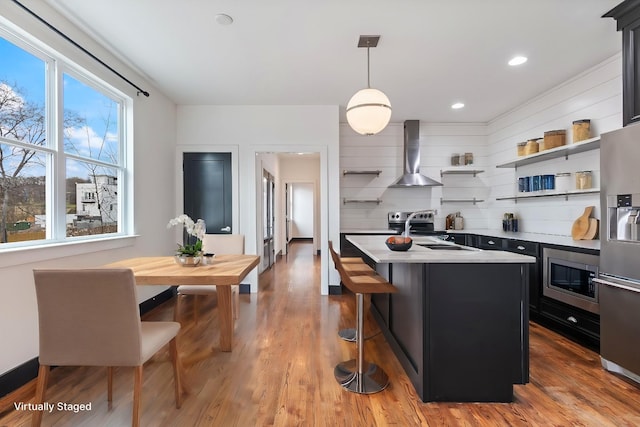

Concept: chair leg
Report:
left=107, top=367, right=114, bottom=409
left=233, top=286, right=239, bottom=320
left=31, top=364, right=50, bottom=427
left=174, top=292, right=182, bottom=323
left=132, top=366, right=143, bottom=427
left=169, top=337, right=183, bottom=408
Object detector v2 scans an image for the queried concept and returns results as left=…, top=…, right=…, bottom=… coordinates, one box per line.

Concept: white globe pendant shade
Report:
left=346, top=88, right=392, bottom=135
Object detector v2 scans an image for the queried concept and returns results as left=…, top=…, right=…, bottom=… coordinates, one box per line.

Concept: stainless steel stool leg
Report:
left=338, top=294, right=380, bottom=342
left=334, top=293, right=389, bottom=393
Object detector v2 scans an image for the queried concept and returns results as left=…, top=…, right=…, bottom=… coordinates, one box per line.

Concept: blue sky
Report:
left=0, top=35, right=119, bottom=175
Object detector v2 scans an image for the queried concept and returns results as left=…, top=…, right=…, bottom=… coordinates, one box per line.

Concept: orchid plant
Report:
left=167, top=214, right=206, bottom=256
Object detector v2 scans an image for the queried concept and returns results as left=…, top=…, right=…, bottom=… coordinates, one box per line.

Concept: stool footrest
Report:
left=338, top=327, right=380, bottom=342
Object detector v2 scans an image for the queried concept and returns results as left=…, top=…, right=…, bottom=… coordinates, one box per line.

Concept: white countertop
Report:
left=346, top=235, right=536, bottom=264
left=341, top=228, right=600, bottom=251
left=340, top=229, right=400, bottom=235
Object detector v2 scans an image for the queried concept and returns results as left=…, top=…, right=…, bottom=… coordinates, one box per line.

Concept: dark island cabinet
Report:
left=605, top=0, right=640, bottom=126
left=371, top=262, right=529, bottom=403
left=469, top=236, right=541, bottom=312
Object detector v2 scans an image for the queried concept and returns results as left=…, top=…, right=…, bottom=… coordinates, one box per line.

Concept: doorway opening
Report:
left=255, top=152, right=320, bottom=277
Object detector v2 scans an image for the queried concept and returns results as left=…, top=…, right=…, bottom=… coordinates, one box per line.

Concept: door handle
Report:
left=220, top=226, right=231, bottom=232
left=594, top=277, right=640, bottom=294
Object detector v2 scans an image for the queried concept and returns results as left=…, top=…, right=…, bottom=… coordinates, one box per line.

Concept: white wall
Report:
left=279, top=156, right=321, bottom=253
left=340, top=54, right=622, bottom=237
left=291, top=183, right=314, bottom=238
left=340, top=122, right=488, bottom=231
left=0, top=2, right=178, bottom=376
left=176, top=105, right=339, bottom=294
left=487, top=54, right=622, bottom=234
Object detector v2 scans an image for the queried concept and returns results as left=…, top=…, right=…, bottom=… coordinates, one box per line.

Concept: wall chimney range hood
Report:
left=389, top=120, right=442, bottom=187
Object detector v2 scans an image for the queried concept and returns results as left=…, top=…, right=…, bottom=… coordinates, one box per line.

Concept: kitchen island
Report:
left=346, top=235, right=536, bottom=402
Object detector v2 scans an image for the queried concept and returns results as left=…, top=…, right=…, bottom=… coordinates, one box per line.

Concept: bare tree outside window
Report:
left=63, top=73, right=120, bottom=237
left=0, top=33, right=126, bottom=246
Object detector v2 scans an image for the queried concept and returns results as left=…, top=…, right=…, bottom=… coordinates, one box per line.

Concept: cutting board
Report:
left=571, top=206, right=594, bottom=240
left=583, top=218, right=599, bottom=240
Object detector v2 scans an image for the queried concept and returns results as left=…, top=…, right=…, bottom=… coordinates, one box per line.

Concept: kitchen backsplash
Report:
left=340, top=53, right=622, bottom=236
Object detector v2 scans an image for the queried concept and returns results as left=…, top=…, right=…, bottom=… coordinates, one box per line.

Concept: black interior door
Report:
left=183, top=152, right=232, bottom=234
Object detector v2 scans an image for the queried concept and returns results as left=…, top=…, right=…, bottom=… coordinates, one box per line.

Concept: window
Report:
left=0, top=25, right=130, bottom=248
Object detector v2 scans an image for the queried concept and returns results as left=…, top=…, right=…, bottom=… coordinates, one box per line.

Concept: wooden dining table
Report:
left=104, top=255, right=260, bottom=351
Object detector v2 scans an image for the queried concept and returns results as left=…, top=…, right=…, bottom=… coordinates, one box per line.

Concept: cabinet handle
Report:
left=487, top=240, right=495, bottom=245
left=567, top=316, right=578, bottom=324
left=517, top=245, right=525, bottom=250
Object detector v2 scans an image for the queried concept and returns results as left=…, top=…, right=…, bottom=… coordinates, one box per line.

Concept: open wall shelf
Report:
left=496, top=188, right=599, bottom=202
left=343, top=198, right=382, bottom=205
left=496, top=136, right=600, bottom=169
left=440, top=169, right=484, bottom=177
left=343, top=170, right=382, bottom=177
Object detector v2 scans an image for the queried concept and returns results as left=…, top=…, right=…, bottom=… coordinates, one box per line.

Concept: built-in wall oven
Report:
left=542, top=248, right=600, bottom=314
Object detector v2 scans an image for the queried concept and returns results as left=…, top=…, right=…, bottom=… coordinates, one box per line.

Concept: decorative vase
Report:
left=174, top=252, right=202, bottom=267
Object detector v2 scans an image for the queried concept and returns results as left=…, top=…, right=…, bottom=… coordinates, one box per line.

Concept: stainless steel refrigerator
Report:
left=596, top=123, right=640, bottom=384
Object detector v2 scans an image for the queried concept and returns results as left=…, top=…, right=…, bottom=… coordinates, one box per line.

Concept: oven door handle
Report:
left=594, top=277, right=640, bottom=294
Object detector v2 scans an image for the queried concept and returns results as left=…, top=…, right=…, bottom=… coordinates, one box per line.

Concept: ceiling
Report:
left=44, top=0, right=622, bottom=124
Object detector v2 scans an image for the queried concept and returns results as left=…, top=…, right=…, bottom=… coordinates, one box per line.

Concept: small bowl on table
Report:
left=202, top=253, right=216, bottom=265
left=385, top=236, right=413, bottom=251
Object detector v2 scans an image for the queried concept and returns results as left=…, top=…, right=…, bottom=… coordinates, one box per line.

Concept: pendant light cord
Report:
left=366, top=43, right=371, bottom=89
left=10, top=0, right=150, bottom=97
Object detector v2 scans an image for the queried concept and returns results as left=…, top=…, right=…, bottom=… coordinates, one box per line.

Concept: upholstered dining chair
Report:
left=174, top=233, right=245, bottom=324
left=32, top=268, right=183, bottom=427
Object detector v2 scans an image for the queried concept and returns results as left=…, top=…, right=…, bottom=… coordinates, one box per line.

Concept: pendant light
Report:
left=346, top=35, right=392, bottom=135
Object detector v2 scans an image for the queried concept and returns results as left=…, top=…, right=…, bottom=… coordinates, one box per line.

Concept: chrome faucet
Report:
left=403, top=210, right=436, bottom=238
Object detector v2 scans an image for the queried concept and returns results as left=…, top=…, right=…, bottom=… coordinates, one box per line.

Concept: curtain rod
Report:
left=11, top=0, right=150, bottom=97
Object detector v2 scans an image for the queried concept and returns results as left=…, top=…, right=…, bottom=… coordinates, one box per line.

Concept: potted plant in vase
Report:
left=167, top=214, right=206, bottom=266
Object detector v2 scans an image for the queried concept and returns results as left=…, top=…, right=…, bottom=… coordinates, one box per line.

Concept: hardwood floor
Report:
left=2, top=241, right=640, bottom=426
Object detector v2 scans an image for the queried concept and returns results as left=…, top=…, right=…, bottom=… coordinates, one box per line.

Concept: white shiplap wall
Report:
left=340, top=53, right=623, bottom=236
left=340, top=122, right=488, bottom=231
left=487, top=53, right=622, bottom=235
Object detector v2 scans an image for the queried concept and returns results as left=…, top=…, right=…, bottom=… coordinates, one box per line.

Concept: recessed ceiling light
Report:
left=451, top=102, right=465, bottom=109
left=508, top=56, right=528, bottom=66
left=215, top=13, right=233, bottom=25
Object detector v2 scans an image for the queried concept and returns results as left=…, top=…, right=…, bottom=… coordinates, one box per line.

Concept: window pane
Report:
left=0, top=37, right=46, bottom=146
left=66, top=158, right=118, bottom=237
left=0, top=143, right=46, bottom=243
left=63, top=73, right=119, bottom=164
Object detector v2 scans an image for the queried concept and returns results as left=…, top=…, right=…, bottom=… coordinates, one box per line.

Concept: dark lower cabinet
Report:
left=504, top=239, right=540, bottom=311
left=446, top=233, right=471, bottom=245
left=469, top=235, right=541, bottom=313
left=536, top=298, right=600, bottom=351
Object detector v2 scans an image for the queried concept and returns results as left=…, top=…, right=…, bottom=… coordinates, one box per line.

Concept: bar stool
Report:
left=332, top=253, right=397, bottom=394
left=328, top=241, right=378, bottom=342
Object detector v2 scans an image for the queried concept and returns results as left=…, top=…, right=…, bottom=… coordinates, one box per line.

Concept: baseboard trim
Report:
left=139, top=287, right=175, bottom=316
left=289, top=237, right=312, bottom=243
left=0, top=357, right=38, bottom=408
left=0, top=287, right=175, bottom=405
left=328, top=285, right=343, bottom=295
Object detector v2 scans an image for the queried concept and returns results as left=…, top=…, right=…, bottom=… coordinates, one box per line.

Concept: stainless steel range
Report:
left=388, top=211, right=447, bottom=237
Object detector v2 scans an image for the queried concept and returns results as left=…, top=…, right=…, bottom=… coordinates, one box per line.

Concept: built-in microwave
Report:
left=542, top=247, right=600, bottom=314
